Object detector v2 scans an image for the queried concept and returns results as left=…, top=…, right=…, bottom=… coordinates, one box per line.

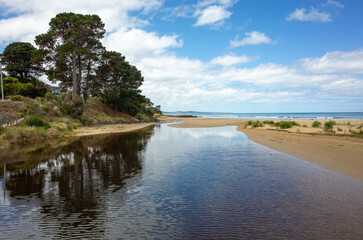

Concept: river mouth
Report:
left=1, top=124, right=363, bottom=239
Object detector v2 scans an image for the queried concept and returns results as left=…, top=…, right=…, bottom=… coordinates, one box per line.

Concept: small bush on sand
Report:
left=312, top=121, right=321, bottom=128
left=252, top=121, right=264, bottom=128
left=276, top=121, right=300, bottom=129
left=324, top=121, right=336, bottom=132
left=263, top=120, right=275, bottom=125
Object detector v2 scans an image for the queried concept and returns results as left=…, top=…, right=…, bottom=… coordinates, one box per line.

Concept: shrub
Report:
left=263, top=120, right=275, bottom=125
left=252, top=121, right=264, bottom=128
left=45, top=92, right=57, bottom=101
left=10, top=95, right=23, bottom=101
left=324, top=120, right=336, bottom=132
left=312, top=121, right=321, bottom=128
left=57, top=93, right=85, bottom=119
left=277, top=121, right=300, bottom=129
left=279, top=121, right=293, bottom=129
left=0, top=126, right=5, bottom=135
left=303, top=124, right=308, bottom=127
left=247, top=120, right=253, bottom=126
left=3, top=126, right=46, bottom=144
left=21, top=116, right=50, bottom=129
left=3, top=77, right=48, bottom=98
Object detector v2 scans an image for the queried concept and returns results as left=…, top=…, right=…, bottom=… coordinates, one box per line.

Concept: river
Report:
left=1, top=124, right=362, bottom=239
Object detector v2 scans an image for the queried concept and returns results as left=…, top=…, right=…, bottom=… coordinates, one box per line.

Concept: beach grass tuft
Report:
left=324, top=120, right=336, bottom=132
left=252, top=121, right=264, bottom=128
left=262, top=120, right=275, bottom=126
left=275, top=121, right=299, bottom=129
left=312, top=121, right=321, bottom=128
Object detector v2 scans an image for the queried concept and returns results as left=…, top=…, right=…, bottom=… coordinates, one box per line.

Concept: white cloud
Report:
left=0, top=0, right=162, bottom=43
left=210, top=55, right=255, bottom=66
left=230, top=31, right=274, bottom=47
left=137, top=48, right=363, bottom=109
left=196, top=0, right=237, bottom=8
left=322, top=78, right=363, bottom=95
left=299, top=49, right=363, bottom=75
left=164, top=0, right=236, bottom=27
left=286, top=7, right=331, bottom=22
left=104, top=28, right=183, bottom=63
left=322, top=0, right=344, bottom=9
left=194, top=5, right=232, bottom=26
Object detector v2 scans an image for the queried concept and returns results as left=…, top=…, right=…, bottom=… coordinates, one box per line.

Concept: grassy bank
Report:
left=0, top=94, right=160, bottom=147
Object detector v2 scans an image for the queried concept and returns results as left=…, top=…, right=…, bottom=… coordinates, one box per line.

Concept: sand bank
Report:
left=74, top=122, right=156, bottom=137
left=164, top=117, right=363, bottom=182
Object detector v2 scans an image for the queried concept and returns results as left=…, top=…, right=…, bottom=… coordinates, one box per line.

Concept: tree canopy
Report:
left=1, top=12, right=159, bottom=118
left=1, top=42, right=42, bottom=82
left=35, top=12, right=105, bottom=97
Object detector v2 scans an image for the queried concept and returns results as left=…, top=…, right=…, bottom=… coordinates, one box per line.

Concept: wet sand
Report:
left=164, top=117, right=363, bottom=182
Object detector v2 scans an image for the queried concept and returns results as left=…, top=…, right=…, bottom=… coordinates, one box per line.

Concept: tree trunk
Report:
left=72, top=51, right=78, bottom=97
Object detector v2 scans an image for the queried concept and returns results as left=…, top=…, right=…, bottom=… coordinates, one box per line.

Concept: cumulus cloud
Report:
left=163, top=0, right=237, bottom=27
left=104, top=28, right=183, bottom=63
left=230, top=31, right=274, bottom=47
left=210, top=55, right=255, bottom=66
left=322, top=78, right=363, bottom=95
left=286, top=7, right=331, bottom=22
left=0, top=0, right=162, bottom=43
left=137, top=48, right=363, bottom=109
left=194, top=5, right=232, bottom=26
left=299, top=49, right=363, bottom=75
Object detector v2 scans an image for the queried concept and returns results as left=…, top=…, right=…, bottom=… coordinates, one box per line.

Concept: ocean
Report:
left=163, top=111, right=363, bottom=120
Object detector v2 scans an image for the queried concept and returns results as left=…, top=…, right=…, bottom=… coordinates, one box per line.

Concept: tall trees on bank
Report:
left=1, top=42, right=42, bottom=82
left=35, top=12, right=105, bottom=97
left=1, top=12, right=155, bottom=116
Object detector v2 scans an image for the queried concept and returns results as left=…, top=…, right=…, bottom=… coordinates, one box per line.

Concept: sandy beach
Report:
left=74, top=122, right=156, bottom=136
left=162, top=117, right=363, bottom=182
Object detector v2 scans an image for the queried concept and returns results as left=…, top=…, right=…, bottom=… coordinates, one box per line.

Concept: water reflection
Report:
left=180, top=127, right=242, bottom=139
left=0, top=126, right=154, bottom=239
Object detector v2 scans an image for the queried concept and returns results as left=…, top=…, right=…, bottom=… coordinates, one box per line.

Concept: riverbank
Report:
left=73, top=122, right=157, bottom=136
left=163, top=116, right=363, bottom=182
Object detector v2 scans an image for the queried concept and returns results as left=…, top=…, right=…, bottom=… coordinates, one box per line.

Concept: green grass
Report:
left=312, top=121, right=321, bottom=128
left=20, top=115, right=51, bottom=129
left=252, top=121, right=264, bottom=128
left=275, top=121, right=300, bottom=129
left=324, top=120, right=336, bottom=132
left=0, top=126, right=5, bottom=135
left=262, top=120, right=275, bottom=125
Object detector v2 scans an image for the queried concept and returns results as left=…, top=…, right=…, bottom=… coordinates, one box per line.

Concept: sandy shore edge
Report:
left=73, top=122, right=157, bottom=137
left=163, top=117, right=363, bottom=183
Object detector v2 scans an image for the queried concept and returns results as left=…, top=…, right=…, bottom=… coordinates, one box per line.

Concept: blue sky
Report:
left=0, top=0, right=362, bottom=112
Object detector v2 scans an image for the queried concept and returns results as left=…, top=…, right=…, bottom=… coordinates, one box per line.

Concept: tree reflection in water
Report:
left=0, top=126, right=154, bottom=238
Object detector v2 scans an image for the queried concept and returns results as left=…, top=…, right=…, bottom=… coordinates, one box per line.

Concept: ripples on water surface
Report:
left=0, top=124, right=363, bottom=239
